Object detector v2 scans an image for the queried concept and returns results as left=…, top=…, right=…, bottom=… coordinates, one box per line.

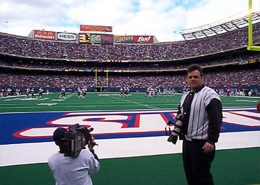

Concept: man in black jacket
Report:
left=168, top=64, right=223, bottom=185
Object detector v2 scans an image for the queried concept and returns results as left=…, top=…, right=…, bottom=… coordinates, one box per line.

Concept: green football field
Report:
left=0, top=92, right=259, bottom=112
left=0, top=92, right=260, bottom=185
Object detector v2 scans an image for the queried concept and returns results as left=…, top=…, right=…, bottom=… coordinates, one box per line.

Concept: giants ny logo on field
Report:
left=10, top=108, right=260, bottom=143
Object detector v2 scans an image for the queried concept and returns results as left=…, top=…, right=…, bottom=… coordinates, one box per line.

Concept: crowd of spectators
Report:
left=0, top=23, right=259, bottom=61
left=1, top=67, right=259, bottom=89
left=1, top=51, right=260, bottom=72
left=0, top=22, right=259, bottom=93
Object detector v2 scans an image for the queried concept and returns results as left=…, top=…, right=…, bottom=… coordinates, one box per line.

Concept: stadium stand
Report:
left=0, top=15, right=259, bottom=95
left=1, top=22, right=260, bottom=60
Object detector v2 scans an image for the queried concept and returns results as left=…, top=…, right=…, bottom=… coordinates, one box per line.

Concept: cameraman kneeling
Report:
left=48, top=127, right=100, bottom=185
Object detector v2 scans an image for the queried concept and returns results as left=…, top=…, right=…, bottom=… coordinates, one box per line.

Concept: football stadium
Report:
left=0, top=4, right=260, bottom=185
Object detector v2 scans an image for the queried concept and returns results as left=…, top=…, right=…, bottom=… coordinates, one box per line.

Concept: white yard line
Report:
left=111, top=95, right=159, bottom=109
left=0, top=131, right=259, bottom=167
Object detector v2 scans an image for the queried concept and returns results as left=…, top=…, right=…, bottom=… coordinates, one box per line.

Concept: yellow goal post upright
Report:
left=247, top=0, right=260, bottom=51
left=94, top=70, right=109, bottom=91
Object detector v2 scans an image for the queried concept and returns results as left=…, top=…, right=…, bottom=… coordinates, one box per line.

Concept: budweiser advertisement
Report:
left=114, top=35, right=154, bottom=44
left=80, top=25, right=112, bottom=32
left=33, top=30, right=56, bottom=40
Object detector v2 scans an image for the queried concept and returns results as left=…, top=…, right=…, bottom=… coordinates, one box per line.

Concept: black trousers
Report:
left=182, top=138, right=215, bottom=185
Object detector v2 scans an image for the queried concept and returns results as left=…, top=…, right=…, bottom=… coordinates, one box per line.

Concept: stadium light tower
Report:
left=247, top=0, right=260, bottom=51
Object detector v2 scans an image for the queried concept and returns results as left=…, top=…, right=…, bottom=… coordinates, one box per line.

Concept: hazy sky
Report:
left=0, top=0, right=259, bottom=42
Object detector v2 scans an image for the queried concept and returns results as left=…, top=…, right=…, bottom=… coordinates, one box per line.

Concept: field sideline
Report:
left=0, top=92, right=260, bottom=185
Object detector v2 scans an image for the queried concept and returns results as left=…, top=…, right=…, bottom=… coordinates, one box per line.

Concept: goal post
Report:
left=94, top=70, right=109, bottom=91
left=247, top=0, right=260, bottom=51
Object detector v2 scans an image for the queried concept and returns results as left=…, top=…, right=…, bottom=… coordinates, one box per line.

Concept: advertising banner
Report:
left=102, top=60, right=121, bottom=62
left=238, top=61, right=248, bottom=65
left=80, top=25, right=112, bottom=32
left=33, top=30, right=56, bottom=40
left=133, top=35, right=153, bottom=44
left=57, top=32, right=77, bottom=41
left=90, top=34, right=102, bottom=44
left=101, top=34, right=114, bottom=44
left=248, top=59, right=256, bottom=64
left=114, top=35, right=134, bottom=43
left=114, top=35, right=153, bottom=44
left=79, top=33, right=113, bottom=44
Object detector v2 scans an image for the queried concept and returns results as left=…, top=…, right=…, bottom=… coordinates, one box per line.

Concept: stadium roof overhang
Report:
left=180, top=11, right=260, bottom=40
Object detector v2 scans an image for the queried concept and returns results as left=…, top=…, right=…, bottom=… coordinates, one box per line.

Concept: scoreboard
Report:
left=78, top=33, right=91, bottom=44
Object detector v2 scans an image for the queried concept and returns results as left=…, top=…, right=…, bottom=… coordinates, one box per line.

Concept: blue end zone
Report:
left=0, top=109, right=259, bottom=145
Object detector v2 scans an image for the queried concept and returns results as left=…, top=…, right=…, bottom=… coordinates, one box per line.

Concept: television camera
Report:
left=60, top=123, right=97, bottom=157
